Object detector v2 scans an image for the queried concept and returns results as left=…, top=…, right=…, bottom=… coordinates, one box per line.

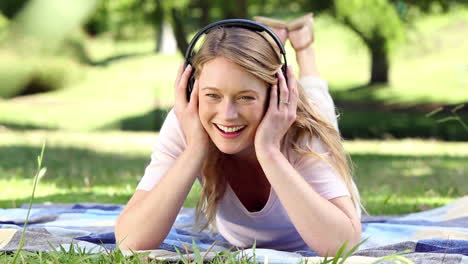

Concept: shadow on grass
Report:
left=0, top=145, right=149, bottom=188
left=0, top=192, right=132, bottom=209
left=100, top=104, right=468, bottom=140
left=90, top=51, right=155, bottom=67
left=338, top=109, right=468, bottom=141
left=0, top=121, right=57, bottom=131
left=99, top=107, right=170, bottom=131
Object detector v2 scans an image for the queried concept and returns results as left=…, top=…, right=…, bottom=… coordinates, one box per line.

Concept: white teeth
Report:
left=216, top=124, right=245, bottom=133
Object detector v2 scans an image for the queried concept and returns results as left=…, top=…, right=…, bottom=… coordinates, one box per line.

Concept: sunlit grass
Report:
left=0, top=130, right=466, bottom=216
left=344, top=139, right=468, bottom=156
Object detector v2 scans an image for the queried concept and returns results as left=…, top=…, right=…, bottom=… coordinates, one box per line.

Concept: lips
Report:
left=214, top=123, right=247, bottom=138
left=215, top=123, right=246, bottom=133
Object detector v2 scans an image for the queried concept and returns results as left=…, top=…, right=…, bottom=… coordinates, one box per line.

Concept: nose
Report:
left=220, top=99, right=238, bottom=121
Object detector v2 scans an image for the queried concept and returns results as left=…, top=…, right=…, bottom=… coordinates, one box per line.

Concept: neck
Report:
left=231, top=145, right=259, bottom=165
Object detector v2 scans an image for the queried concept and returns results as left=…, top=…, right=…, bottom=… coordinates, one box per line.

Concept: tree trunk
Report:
left=221, top=0, right=248, bottom=19
left=237, top=0, right=248, bottom=18
left=199, top=0, right=211, bottom=26
left=340, top=18, right=390, bottom=86
left=153, top=0, right=164, bottom=52
left=221, top=2, right=235, bottom=19
left=170, top=8, right=189, bottom=55
left=369, top=43, right=389, bottom=84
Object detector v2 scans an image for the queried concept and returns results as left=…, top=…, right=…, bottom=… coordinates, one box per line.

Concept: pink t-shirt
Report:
left=136, top=77, right=360, bottom=251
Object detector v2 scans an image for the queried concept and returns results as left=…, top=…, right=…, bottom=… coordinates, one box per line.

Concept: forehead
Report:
left=198, top=57, right=267, bottom=93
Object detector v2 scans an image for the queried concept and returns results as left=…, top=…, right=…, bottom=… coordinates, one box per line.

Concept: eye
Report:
left=205, top=94, right=220, bottom=99
left=239, top=96, right=255, bottom=101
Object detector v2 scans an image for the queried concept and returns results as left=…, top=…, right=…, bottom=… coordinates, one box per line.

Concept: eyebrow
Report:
left=201, top=87, right=259, bottom=94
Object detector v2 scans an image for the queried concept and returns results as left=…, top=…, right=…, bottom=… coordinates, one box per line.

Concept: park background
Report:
left=0, top=0, right=467, bottom=216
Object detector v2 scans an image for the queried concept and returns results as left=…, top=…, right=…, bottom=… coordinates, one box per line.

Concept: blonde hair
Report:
left=192, top=26, right=364, bottom=231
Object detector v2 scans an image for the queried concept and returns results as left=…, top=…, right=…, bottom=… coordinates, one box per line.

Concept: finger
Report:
left=175, top=62, right=185, bottom=86
left=277, top=69, right=289, bottom=110
left=287, top=65, right=298, bottom=113
left=175, top=64, right=193, bottom=108
left=269, top=84, right=278, bottom=112
left=188, top=79, right=199, bottom=111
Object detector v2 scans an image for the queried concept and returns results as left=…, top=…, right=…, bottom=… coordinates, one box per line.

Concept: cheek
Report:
left=198, top=102, right=212, bottom=126
left=259, top=94, right=269, bottom=117
left=250, top=104, right=267, bottom=126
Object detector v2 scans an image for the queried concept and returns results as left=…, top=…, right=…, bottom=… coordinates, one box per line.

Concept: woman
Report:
left=115, top=15, right=363, bottom=256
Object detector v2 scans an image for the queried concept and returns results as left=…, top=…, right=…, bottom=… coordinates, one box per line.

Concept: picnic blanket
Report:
left=1, top=196, right=467, bottom=264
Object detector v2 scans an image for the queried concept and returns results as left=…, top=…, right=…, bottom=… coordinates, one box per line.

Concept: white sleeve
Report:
left=292, top=138, right=350, bottom=200
left=136, top=108, right=188, bottom=191
left=299, top=76, right=338, bottom=129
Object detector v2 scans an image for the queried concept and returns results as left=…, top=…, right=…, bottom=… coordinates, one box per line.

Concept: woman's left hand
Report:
left=254, top=65, right=298, bottom=155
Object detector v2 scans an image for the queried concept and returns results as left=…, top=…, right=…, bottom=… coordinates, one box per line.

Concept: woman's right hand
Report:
left=173, top=63, right=211, bottom=157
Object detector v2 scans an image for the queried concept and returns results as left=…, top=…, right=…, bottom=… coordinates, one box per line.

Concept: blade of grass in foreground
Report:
left=11, top=141, right=47, bottom=264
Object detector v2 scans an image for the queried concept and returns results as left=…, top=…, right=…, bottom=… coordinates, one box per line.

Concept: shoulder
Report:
left=155, top=108, right=187, bottom=148
left=282, top=130, right=329, bottom=165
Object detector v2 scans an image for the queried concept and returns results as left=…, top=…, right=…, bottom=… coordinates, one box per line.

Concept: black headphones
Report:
left=184, top=19, right=288, bottom=102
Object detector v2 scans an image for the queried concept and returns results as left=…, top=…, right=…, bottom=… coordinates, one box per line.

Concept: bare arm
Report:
left=116, top=63, right=210, bottom=250
left=296, top=46, right=320, bottom=78
left=257, top=148, right=362, bottom=257
left=255, top=67, right=361, bottom=256
left=115, top=147, right=204, bottom=250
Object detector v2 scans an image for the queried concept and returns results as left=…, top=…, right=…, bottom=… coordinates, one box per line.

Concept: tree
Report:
left=220, top=0, right=249, bottom=19
left=333, top=0, right=404, bottom=85
left=152, top=0, right=164, bottom=52
left=332, top=0, right=468, bottom=86
left=170, top=7, right=189, bottom=55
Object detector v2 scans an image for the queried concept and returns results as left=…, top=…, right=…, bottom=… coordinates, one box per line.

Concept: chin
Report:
left=212, top=142, right=245, bottom=155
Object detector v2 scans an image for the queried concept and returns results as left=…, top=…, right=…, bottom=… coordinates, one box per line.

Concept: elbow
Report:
left=115, top=230, right=162, bottom=251
left=114, top=219, right=162, bottom=251
left=117, top=241, right=162, bottom=252
left=310, top=224, right=362, bottom=257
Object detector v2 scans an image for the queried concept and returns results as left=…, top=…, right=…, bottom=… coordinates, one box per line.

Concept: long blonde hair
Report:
left=192, top=26, right=363, bottom=231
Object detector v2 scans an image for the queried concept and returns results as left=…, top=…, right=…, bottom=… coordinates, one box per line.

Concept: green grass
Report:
left=1, top=130, right=466, bottom=215
left=1, top=9, right=468, bottom=131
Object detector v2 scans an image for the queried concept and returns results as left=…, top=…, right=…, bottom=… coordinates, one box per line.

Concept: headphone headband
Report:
left=184, top=19, right=288, bottom=101
left=185, top=19, right=287, bottom=63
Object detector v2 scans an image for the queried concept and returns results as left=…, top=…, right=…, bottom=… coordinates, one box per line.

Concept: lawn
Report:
left=0, top=9, right=467, bottom=131
left=1, top=8, right=467, bottom=264
left=1, top=130, right=467, bottom=215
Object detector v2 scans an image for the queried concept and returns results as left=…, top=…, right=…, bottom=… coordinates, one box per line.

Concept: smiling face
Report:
left=198, top=57, right=269, bottom=157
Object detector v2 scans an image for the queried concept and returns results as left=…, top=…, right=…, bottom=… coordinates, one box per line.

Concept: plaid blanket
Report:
left=1, top=196, right=467, bottom=263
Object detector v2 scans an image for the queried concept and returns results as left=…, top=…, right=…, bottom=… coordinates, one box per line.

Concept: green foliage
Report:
left=427, top=104, right=468, bottom=133
left=333, top=0, right=405, bottom=54
left=0, top=12, right=9, bottom=34
left=0, top=51, right=82, bottom=98
left=84, top=0, right=172, bottom=39
left=0, top=0, right=29, bottom=19
left=11, top=0, right=98, bottom=44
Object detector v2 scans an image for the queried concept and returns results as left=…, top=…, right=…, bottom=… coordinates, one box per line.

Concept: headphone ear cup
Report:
left=186, top=73, right=195, bottom=102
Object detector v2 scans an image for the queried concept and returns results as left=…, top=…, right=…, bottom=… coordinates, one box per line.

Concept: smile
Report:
left=214, top=123, right=247, bottom=138
left=215, top=124, right=246, bottom=133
